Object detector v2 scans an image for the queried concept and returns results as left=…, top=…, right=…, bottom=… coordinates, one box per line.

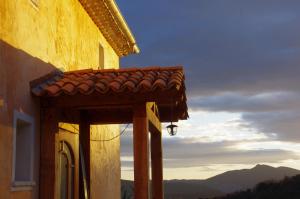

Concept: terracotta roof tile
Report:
left=62, top=83, right=76, bottom=95
left=123, top=81, right=135, bottom=90
left=46, top=85, right=61, bottom=96
left=95, top=82, right=107, bottom=93
left=153, top=79, right=167, bottom=90
left=109, top=81, right=121, bottom=91
left=139, top=79, right=152, bottom=90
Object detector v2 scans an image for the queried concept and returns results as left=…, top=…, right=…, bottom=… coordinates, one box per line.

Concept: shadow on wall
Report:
left=0, top=39, right=58, bottom=125
left=0, top=39, right=58, bottom=199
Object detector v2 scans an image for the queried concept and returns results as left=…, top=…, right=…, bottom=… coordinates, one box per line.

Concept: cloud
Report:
left=163, top=138, right=299, bottom=167
left=243, top=111, right=300, bottom=141
left=189, top=92, right=300, bottom=112
left=121, top=137, right=299, bottom=168
left=187, top=92, right=300, bottom=141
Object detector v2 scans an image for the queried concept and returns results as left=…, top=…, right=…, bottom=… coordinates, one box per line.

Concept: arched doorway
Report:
left=59, top=141, right=75, bottom=199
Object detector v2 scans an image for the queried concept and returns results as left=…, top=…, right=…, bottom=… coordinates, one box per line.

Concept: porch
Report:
left=30, top=66, right=188, bottom=199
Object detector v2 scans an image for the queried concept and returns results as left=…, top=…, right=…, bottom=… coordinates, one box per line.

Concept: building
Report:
left=0, top=0, right=188, bottom=199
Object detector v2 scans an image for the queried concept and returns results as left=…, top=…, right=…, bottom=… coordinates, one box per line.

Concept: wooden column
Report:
left=151, top=131, right=163, bottom=199
left=147, top=102, right=164, bottom=199
left=133, top=104, right=150, bottom=199
left=40, top=108, right=58, bottom=199
left=79, top=111, right=90, bottom=199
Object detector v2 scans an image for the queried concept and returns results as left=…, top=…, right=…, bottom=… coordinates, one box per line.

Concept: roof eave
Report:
left=108, top=0, right=140, bottom=54
left=79, top=0, right=140, bottom=57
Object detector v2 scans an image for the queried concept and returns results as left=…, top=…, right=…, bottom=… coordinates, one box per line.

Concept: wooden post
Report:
left=147, top=102, right=164, bottom=199
left=151, top=131, right=163, bottom=199
left=133, top=103, right=149, bottom=199
left=40, top=108, right=58, bottom=199
left=79, top=111, right=90, bottom=199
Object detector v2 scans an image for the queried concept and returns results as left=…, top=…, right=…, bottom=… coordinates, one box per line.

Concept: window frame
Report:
left=11, top=110, right=36, bottom=191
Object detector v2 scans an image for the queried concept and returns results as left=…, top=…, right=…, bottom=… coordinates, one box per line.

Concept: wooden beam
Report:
left=148, top=102, right=163, bottom=198
left=147, top=102, right=162, bottom=135
left=133, top=103, right=150, bottom=199
left=42, top=90, right=179, bottom=109
left=60, top=109, right=133, bottom=124
left=47, top=92, right=187, bottom=123
left=59, top=107, right=181, bottom=124
left=60, top=109, right=133, bottom=125
left=39, top=108, right=58, bottom=199
left=79, top=111, right=90, bottom=199
left=151, top=131, right=164, bottom=199
left=87, top=109, right=133, bottom=124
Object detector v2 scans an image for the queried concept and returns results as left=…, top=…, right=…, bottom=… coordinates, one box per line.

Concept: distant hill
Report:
left=121, top=165, right=300, bottom=199
left=204, top=164, right=300, bottom=194
left=121, top=179, right=223, bottom=199
left=211, top=174, right=300, bottom=199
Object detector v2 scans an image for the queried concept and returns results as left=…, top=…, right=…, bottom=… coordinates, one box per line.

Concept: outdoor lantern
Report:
left=166, top=122, right=178, bottom=136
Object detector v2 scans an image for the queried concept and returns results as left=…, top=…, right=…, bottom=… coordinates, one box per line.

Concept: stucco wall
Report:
left=90, top=125, right=121, bottom=199
left=0, top=0, right=121, bottom=198
left=0, top=0, right=119, bottom=70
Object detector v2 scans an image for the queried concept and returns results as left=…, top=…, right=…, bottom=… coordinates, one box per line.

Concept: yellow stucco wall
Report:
left=0, top=0, right=121, bottom=198
left=0, top=0, right=119, bottom=69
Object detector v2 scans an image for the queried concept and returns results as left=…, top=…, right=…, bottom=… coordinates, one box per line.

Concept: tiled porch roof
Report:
left=30, top=66, right=188, bottom=121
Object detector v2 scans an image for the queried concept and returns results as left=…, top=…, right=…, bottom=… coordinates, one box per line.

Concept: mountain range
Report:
left=121, top=164, right=300, bottom=199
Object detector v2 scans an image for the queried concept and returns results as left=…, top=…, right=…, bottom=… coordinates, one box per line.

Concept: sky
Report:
left=116, top=0, right=300, bottom=180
